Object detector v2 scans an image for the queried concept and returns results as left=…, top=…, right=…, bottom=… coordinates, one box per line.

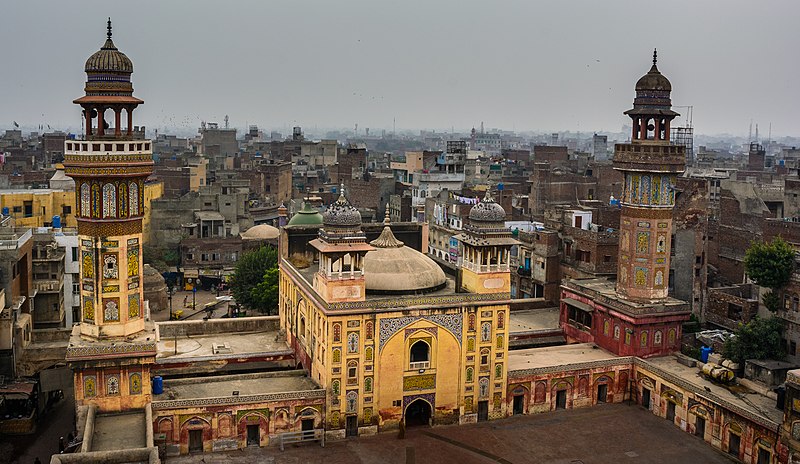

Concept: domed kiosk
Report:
left=363, top=212, right=446, bottom=294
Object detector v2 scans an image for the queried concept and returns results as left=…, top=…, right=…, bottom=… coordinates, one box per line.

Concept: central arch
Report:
left=405, top=399, right=432, bottom=427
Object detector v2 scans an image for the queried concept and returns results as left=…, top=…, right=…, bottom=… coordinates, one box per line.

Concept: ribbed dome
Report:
left=468, top=190, right=506, bottom=222
left=635, top=50, right=671, bottom=92
left=364, top=214, right=446, bottom=293
left=85, top=38, right=133, bottom=73
left=287, top=201, right=324, bottom=227
left=323, top=188, right=361, bottom=227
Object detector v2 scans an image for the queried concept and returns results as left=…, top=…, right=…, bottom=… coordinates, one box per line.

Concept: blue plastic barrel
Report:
left=52, top=215, right=61, bottom=228
left=1, top=207, right=8, bottom=216
left=700, top=346, right=712, bottom=363
left=152, top=376, right=164, bottom=394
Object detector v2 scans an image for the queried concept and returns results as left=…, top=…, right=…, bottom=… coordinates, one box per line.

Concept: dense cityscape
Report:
left=2, top=4, right=800, bottom=464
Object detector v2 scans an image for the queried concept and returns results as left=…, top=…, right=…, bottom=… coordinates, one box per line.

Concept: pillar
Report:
left=127, top=108, right=133, bottom=136
left=85, top=108, right=92, bottom=137
left=114, top=109, right=121, bottom=137
left=639, top=118, right=646, bottom=141
left=97, top=107, right=104, bottom=136
left=654, top=118, right=661, bottom=141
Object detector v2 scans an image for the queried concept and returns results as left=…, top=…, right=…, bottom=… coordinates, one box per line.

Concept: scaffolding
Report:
left=672, top=126, right=694, bottom=165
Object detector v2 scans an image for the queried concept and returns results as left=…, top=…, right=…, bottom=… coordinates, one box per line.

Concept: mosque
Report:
left=55, top=22, right=795, bottom=464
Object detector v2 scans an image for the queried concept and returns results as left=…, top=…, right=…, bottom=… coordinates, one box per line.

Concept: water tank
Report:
left=702, top=363, right=735, bottom=383
left=700, top=346, right=712, bottom=363
left=1, top=207, right=8, bottom=216
left=52, top=215, right=61, bottom=229
left=152, top=376, right=164, bottom=395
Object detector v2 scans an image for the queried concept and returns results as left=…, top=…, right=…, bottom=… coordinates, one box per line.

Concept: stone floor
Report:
left=92, top=411, right=147, bottom=451
left=165, top=403, right=738, bottom=464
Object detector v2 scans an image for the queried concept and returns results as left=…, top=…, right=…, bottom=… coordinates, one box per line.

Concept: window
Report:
left=23, top=201, right=33, bottom=218
left=791, top=341, right=797, bottom=356
left=71, top=247, right=78, bottom=262
left=409, top=340, right=430, bottom=369
left=480, top=348, right=490, bottom=366
left=566, top=303, right=592, bottom=329
left=63, top=205, right=72, bottom=215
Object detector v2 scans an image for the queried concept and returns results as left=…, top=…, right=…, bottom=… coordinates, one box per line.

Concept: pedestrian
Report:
left=183, top=296, right=188, bottom=307
left=59, top=436, right=65, bottom=452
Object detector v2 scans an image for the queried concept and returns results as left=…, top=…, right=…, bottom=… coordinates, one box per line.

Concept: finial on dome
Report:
left=652, top=48, right=657, bottom=66
left=383, top=208, right=391, bottom=225
left=483, top=188, right=493, bottom=202
left=107, top=18, right=112, bottom=40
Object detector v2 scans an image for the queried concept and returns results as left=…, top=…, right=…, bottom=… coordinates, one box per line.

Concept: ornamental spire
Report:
left=653, top=48, right=657, bottom=66
left=107, top=17, right=112, bottom=40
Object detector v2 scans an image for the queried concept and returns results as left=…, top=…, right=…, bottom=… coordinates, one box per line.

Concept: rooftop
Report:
left=508, top=307, right=560, bottom=333
left=643, top=355, right=784, bottom=426
left=156, top=327, right=290, bottom=363
left=91, top=411, right=146, bottom=452
left=508, top=343, right=619, bottom=371
left=563, top=278, right=689, bottom=316
left=153, top=370, right=319, bottom=401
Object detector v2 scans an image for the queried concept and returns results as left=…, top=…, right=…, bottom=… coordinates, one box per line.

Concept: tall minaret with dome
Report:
left=64, top=20, right=155, bottom=413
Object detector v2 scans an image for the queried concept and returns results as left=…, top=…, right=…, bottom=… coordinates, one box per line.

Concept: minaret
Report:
left=614, top=50, right=685, bottom=301
left=457, top=189, right=516, bottom=294
left=309, top=186, right=374, bottom=303
left=63, top=20, right=155, bottom=413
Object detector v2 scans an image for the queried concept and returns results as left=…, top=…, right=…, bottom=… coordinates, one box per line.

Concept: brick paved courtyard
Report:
left=166, top=403, right=737, bottom=464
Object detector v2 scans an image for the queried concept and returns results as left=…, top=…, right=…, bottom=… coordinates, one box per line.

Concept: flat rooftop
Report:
left=508, top=343, right=619, bottom=371
left=644, top=355, right=784, bottom=425
left=565, top=278, right=689, bottom=312
left=91, top=411, right=146, bottom=452
left=154, top=371, right=319, bottom=401
left=508, top=307, right=559, bottom=333
left=156, top=329, right=290, bottom=362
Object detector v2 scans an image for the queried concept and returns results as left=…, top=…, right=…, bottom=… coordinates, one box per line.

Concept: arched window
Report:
left=410, top=340, right=430, bottom=364
left=331, top=380, right=340, bottom=396
left=466, top=367, right=474, bottom=382
left=118, top=183, right=127, bottom=218
left=299, top=316, right=306, bottom=338
left=346, top=391, right=357, bottom=413
left=129, top=182, right=139, bottom=216
left=365, top=346, right=374, bottom=362
left=480, top=348, right=490, bottom=366
left=102, top=183, right=116, bottom=218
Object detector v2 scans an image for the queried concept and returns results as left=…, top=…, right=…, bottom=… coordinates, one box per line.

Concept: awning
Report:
left=563, top=297, right=593, bottom=313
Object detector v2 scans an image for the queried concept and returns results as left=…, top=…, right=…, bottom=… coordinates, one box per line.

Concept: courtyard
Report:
left=165, top=403, right=737, bottom=464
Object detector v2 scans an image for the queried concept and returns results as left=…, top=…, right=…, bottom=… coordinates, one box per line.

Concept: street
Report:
left=5, top=385, right=75, bottom=464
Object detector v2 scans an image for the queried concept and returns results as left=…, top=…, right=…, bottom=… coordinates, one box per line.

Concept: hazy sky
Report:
left=2, top=0, right=799, bottom=136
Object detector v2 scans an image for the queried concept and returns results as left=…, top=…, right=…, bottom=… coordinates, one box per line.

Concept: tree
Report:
left=723, top=317, right=785, bottom=364
left=230, top=246, right=279, bottom=314
left=744, top=237, right=796, bottom=290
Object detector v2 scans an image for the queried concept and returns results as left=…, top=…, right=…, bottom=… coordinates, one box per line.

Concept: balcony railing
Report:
left=34, top=279, right=63, bottom=293
left=409, top=361, right=430, bottom=370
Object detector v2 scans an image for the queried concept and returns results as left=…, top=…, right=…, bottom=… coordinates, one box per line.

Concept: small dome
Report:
left=322, top=188, right=361, bottom=227
left=364, top=215, right=446, bottom=293
left=635, top=50, right=671, bottom=92
left=287, top=201, right=324, bottom=227
left=468, top=190, right=506, bottom=223
left=240, top=224, right=280, bottom=240
left=85, top=20, right=133, bottom=74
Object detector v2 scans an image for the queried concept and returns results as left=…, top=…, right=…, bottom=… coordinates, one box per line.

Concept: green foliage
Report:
left=723, top=317, right=785, bottom=365
left=230, top=246, right=279, bottom=314
left=762, top=290, right=781, bottom=313
left=744, top=237, right=796, bottom=289
left=682, top=345, right=701, bottom=361
left=250, top=268, right=280, bottom=315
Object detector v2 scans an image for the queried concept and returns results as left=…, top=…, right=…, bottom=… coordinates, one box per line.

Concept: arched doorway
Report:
left=405, top=399, right=432, bottom=427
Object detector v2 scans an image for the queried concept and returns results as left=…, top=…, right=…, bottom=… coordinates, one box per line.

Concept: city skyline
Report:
left=1, top=0, right=799, bottom=137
